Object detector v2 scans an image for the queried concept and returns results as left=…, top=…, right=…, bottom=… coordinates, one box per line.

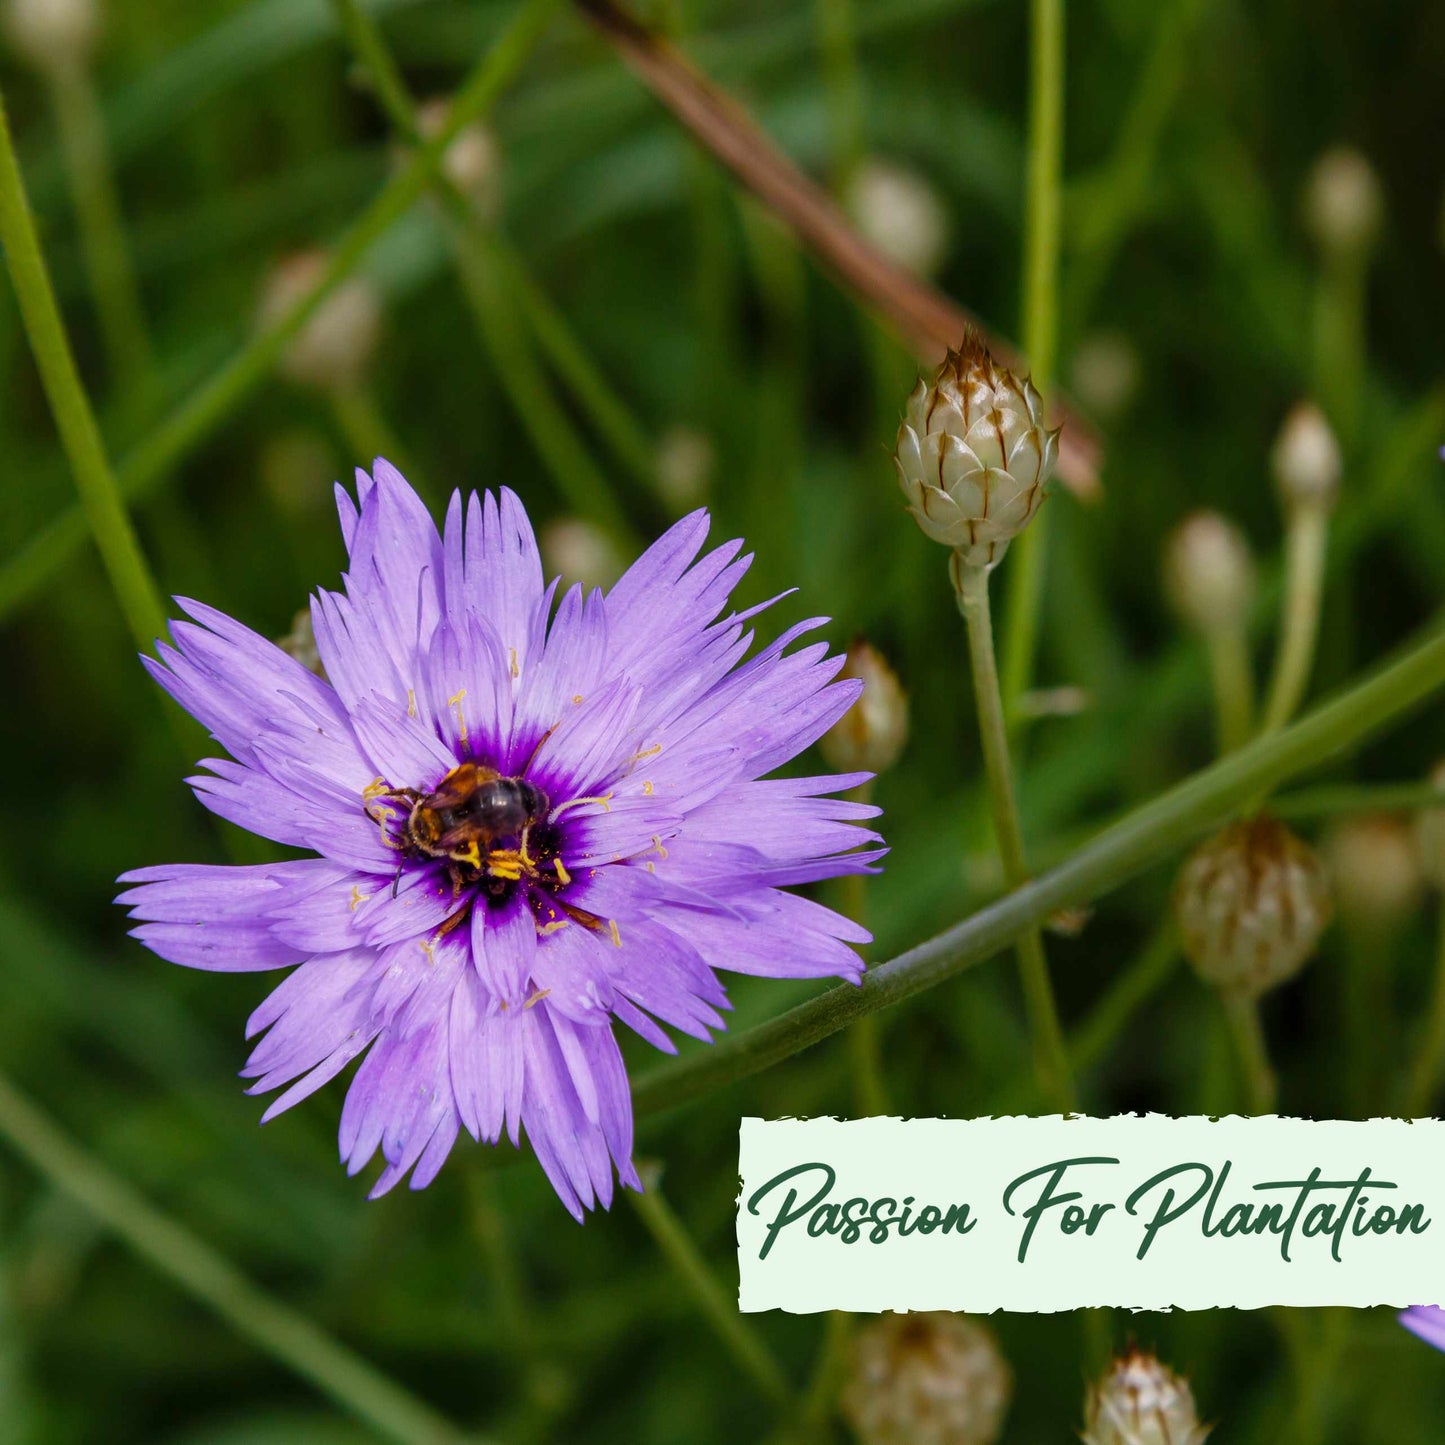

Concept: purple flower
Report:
left=117, top=462, right=881, bottom=1216
left=1401, top=1307, right=1445, bottom=1351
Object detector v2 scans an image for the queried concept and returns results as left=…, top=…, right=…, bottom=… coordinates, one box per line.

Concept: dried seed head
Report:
left=257, top=250, right=382, bottom=393
left=1271, top=403, right=1341, bottom=511
left=1305, top=146, right=1383, bottom=260
left=416, top=98, right=502, bottom=222
left=540, top=517, right=625, bottom=590
left=1083, top=1349, right=1211, bottom=1445
left=276, top=608, right=325, bottom=679
left=845, top=158, right=951, bottom=278
left=1323, top=815, right=1423, bottom=931
left=1415, top=760, right=1445, bottom=889
left=1163, top=512, right=1256, bottom=637
left=1070, top=332, right=1140, bottom=420
left=1175, top=816, right=1332, bottom=998
left=821, top=639, right=909, bottom=776
left=656, top=426, right=714, bottom=511
left=3, top=0, right=98, bottom=70
left=842, top=1313, right=1011, bottom=1445
left=895, top=333, right=1058, bottom=569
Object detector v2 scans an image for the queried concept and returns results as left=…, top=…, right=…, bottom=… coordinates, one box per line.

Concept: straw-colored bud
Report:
left=842, top=1313, right=1010, bottom=1445
left=1324, top=815, right=1424, bottom=931
left=540, top=518, right=625, bottom=590
left=656, top=426, right=714, bottom=511
left=3, top=0, right=98, bottom=70
left=895, top=333, right=1058, bottom=569
left=1175, top=816, right=1332, bottom=998
left=1163, top=512, right=1256, bottom=637
left=844, top=158, right=951, bottom=279
left=820, top=639, right=909, bottom=776
left=1070, top=332, right=1140, bottom=420
left=1272, top=402, right=1341, bottom=510
left=1083, top=1350, right=1210, bottom=1445
left=416, top=98, right=502, bottom=222
left=257, top=250, right=382, bottom=393
left=276, top=608, right=325, bottom=679
left=1305, top=146, right=1383, bottom=260
left=1415, top=761, right=1445, bottom=889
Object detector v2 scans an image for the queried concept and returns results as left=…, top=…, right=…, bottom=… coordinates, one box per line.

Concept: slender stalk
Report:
left=1071, top=923, right=1180, bottom=1072
left=0, top=85, right=168, bottom=650
left=956, top=559, right=1075, bottom=1111
left=1205, top=626, right=1255, bottom=754
left=1222, top=992, right=1277, bottom=1113
left=329, top=382, right=417, bottom=481
left=47, top=60, right=155, bottom=399
left=1001, top=0, right=1065, bottom=717
left=1273, top=779, right=1445, bottom=821
left=841, top=787, right=886, bottom=1112
left=629, top=1168, right=791, bottom=1408
left=1406, top=908, right=1445, bottom=1116
left=630, top=615, right=1445, bottom=1119
left=814, top=0, right=864, bottom=191
left=0, top=1072, right=471, bottom=1445
left=1260, top=504, right=1330, bottom=735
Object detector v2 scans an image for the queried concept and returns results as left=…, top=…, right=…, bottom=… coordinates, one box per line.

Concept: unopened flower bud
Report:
left=1163, top=512, right=1256, bottom=637
left=895, top=333, right=1058, bottom=569
left=820, top=639, right=909, bottom=776
left=844, top=158, right=951, bottom=278
left=656, top=426, right=714, bottom=511
left=258, top=250, right=382, bottom=393
left=1305, top=147, right=1383, bottom=260
left=1083, top=1349, right=1210, bottom=1445
left=416, top=98, right=502, bottom=222
left=1415, top=761, right=1445, bottom=889
left=1070, top=332, right=1140, bottom=420
left=3, top=0, right=98, bottom=70
left=1324, top=815, right=1423, bottom=931
left=1272, top=402, right=1341, bottom=510
left=842, top=1313, right=1010, bottom=1445
left=540, top=517, right=625, bottom=590
left=1175, top=816, right=1332, bottom=998
left=276, top=608, right=325, bottom=679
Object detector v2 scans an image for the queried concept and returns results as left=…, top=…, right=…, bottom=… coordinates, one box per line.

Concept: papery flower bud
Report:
left=844, top=158, right=951, bottom=278
left=1324, top=815, right=1423, bottom=931
left=540, top=517, right=625, bottom=590
left=1070, top=332, right=1140, bottom=420
left=3, top=0, right=98, bottom=70
left=656, top=426, right=714, bottom=511
left=1305, top=146, right=1383, bottom=260
left=275, top=608, right=325, bottom=679
left=842, top=1313, right=1010, bottom=1445
left=1175, top=816, right=1332, bottom=998
left=1083, top=1349, right=1210, bottom=1445
left=1414, top=760, right=1445, bottom=889
left=416, top=98, right=502, bottom=222
left=257, top=250, right=382, bottom=393
left=820, top=639, right=909, bottom=776
left=1272, top=402, right=1341, bottom=510
left=1163, top=512, right=1256, bottom=637
left=895, top=333, right=1058, bottom=569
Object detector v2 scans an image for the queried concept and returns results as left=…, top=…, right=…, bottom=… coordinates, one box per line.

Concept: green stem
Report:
left=630, top=615, right=1445, bottom=1120
left=1000, top=0, right=1065, bottom=717
left=814, top=0, right=864, bottom=191
left=1205, top=625, right=1255, bottom=754
left=842, top=781, right=887, bottom=1116
left=0, top=1072, right=472, bottom=1445
left=1406, top=907, right=1445, bottom=1116
left=1261, top=503, right=1331, bottom=735
left=1273, top=779, right=1445, bottom=821
left=956, top=558, right=1075, bottom=1111
left=0, top=84, right=168, bottom=651
left=629, top=1168, right=791, bottom=1408
left=1071, top=923, right=1180, bottom=1073
left=329, top=382, right=417, bottom=481
left=48, top=60, right=155, bottom=400
left=1223, top=992, right=1277, bottom=1113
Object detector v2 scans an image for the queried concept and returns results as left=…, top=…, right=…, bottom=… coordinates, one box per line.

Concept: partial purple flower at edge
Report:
left=1401, top=1306, right=1445, bottom=1351
left=116, top=462, right=884, bottom=1218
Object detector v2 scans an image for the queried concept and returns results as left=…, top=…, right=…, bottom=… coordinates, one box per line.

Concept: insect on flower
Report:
left=117, top=463, right=884, bottom=1216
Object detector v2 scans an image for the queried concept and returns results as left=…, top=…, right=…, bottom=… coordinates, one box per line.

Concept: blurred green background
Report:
left=1, top=0, right=1445, bottom=1440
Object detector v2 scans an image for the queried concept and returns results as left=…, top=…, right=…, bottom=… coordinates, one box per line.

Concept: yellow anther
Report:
left=508, top=647, right=520, bottom=679
left=456, top=840, right=482, bottom=870
left=550, top=792, right=614, bottom=821
left=645, top=861, right=656, bottom=873
left=651, top=835, right=669, bottom=860
left=608, top=919, right=622, bottom=949
left=538, top=920, right=569, bottom=936
left=362, top=777, right=391, bottom=801
left=407, top=688, right=417, bottom=718
left=553, top=858, right=572, bottom=886
left=523, top=989, right=552, bottom=1010
left=642, top=781, right=654, bottom=796
left=572, top=694, right=584, bottom=705
left=419, top=937, right=436, bottom=966
left=348, top=885, right=369, bottom=912
left=632, top=743, right=662, bottom=762
left=447, top=688, right=469, bottom=747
